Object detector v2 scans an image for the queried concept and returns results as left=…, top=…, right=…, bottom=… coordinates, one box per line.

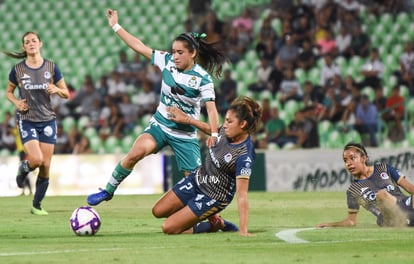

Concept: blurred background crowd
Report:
left=1, top=0, right=414, bottom=155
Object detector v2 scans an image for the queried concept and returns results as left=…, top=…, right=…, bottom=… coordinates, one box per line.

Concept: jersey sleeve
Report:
left=53, top=63, right=64, bottom=84
left=235, top=153, right=254, bottom=179
left=8, top=67, right=17, bottom=85
left=199, top=74, right=215, bottom=102
left=386, top=164, right=405, bottom=183
left=152, top=50, right=171, bottom=71
left=346, top=190, right=360, bottom=212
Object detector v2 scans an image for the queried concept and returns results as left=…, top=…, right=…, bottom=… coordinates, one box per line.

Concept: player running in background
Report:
left=87, top=9, right=228, bottom=206
left=152, top=96, right=261, bottom=236
left=5, top=31, right=70, bottom=215
left=316, top=142, right=414, bottom=228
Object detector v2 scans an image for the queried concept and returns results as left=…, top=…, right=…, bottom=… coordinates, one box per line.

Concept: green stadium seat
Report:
left=62, top=116, right=76, bottom=133
left=294, top=68, right=308, bottom=85
left=104, top=136, right=122, bottom=154
left=77, top=116, right=91, bottom=130
left=325, top=130, right=343, bottom=149
left=396, top=12, right=410, bottom=28
left=121, top=134, right=135, bottom=153
left=343, top=129, right=362, bottom=144
left=318, top=120, right=334, bottom=141
left=88, top=135, right=103, bottom=153
left=361, top=86, right=375, bottom=101
left=83, top=127, right=97, bottom=138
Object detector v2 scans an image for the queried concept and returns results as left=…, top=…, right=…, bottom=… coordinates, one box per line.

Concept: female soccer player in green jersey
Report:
left=88, top=9, right=228, bottom=206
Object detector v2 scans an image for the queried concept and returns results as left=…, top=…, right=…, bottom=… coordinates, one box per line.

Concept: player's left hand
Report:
left=106, top=9, right=119, bottom=27
left=46, top=83, right=58, bottom=94
left=166, top=106, right=187, bottom=123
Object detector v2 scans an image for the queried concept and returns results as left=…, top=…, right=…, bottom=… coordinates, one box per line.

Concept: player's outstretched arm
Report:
left=106, top=9, right=152, bottom=60
left=316, top=212, right=357, bottom=228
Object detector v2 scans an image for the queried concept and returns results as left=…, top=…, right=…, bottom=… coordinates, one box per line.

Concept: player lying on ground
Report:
left=152, top=96, right=261, bottom=236
left=317, top=142, right=414, bottom=228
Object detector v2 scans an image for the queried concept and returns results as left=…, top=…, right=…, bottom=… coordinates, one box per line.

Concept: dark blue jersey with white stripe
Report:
left=195, top=127, right=255, bottom=203
left=346, top=162, right=407, bottom=217
left=9, top=59, right=63, bottom=122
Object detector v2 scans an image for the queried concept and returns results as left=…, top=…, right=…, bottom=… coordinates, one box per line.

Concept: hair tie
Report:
left=191, top=32, right=207, bottom=39
left=178, top=32, right=206, bottom=50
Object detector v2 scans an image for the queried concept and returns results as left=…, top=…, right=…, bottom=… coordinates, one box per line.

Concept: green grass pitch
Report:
left=1, top=192, right=413, bottom=264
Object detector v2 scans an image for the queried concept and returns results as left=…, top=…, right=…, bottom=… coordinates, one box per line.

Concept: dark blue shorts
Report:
left=172, top=173, right=228, bottom=220
left=18, top=119, right=57, bottom=145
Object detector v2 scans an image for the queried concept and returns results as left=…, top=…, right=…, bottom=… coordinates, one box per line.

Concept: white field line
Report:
left=275, top=228, right=393, bottom=244
left=275, top=227, right=317, bottom=243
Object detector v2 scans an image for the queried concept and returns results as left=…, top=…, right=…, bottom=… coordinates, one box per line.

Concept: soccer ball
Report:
left=70, top=206, right=101, bottom=236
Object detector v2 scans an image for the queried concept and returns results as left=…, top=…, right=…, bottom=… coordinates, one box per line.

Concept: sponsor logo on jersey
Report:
left=240, top=167, right=252, bottom=176
left=21, top=73, right=31, bottom=80
left=361, top=187, right=376, bottom=201
left=195, top=194, right=204, bottom=201
left=206, top=198, right=217, bottom=206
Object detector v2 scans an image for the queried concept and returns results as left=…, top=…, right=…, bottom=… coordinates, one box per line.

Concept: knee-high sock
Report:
left=105, top=162, right=132, bottom=195
left=33, top=177, right=49, bottom=209
left=193, top=222, right=212, bottom=234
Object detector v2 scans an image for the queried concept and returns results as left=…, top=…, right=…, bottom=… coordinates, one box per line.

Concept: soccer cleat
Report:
left=31, top=207, right=48, bottom=215
left=208, top=214, right=222, bottom=232
left=16, top=161, right=29, bottom=188
left=221, top=219, right=239, bottom=232
left=87, top=188, right=113, bottom=206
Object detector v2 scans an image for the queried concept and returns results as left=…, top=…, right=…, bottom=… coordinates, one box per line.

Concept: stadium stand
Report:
left=1, top=0, right=414, bottom=154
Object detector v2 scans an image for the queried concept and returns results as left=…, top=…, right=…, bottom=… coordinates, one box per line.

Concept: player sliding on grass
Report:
left=87, top=9, right=227, bottom=205
left=152, top=96, right=261, bottom=236
left=317, top=142, right=414, bottom=228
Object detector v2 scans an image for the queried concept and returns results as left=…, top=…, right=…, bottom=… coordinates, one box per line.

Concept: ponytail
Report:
left=3, top=31, right=41, bottom=59
left=175, top=32, right=229, bottom=79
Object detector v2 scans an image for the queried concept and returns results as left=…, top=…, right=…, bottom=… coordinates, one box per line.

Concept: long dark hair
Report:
left=3, top=31, right=41, bottom=59
left=228, top=96, right=262, bottom=133
left=175, top=32, right=228, bottom=79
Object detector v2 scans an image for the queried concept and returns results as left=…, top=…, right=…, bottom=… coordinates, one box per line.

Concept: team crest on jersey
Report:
left=44, top=71, right=51, bottom=79
left=188, top=76, right=197, bottom=88
left=224, top=153, right=232, bottom=163
left=380, top=172, right=389, bottom=180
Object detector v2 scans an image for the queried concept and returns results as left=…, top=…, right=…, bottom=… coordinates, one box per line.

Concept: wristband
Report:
left=112, top=23, right=122, bottom=32
left=211, top=132, right=219, bottom=137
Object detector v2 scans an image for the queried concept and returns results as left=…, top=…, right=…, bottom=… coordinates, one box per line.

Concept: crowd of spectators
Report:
left=1, top=0, right=414, bottom=155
